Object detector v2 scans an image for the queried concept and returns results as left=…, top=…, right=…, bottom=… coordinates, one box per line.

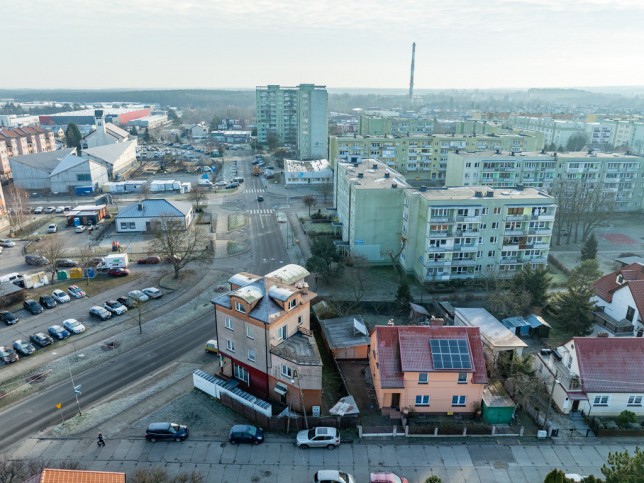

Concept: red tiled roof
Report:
left=373, top=325, right=488, bottom=389
left=592, top=263, right=644, bottom=318
left=39, top=468, right=125, bottom=483
left=575, top=337, right=644, bottom=393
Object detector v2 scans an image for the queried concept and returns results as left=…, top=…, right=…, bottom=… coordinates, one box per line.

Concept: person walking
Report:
left=97, top=433, right=105, bottom=447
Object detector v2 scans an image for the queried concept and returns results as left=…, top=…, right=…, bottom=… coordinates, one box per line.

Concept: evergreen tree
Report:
left=601, top=446, right=644, bottom=483
left=396, top=275, right=412, bottom=307
left=551, top=260, right=601, bottom=336
left=581, top=232, right=598, bottom=261
left=65, top=123, right=82, bottom=152
left=511, top=265, right=552, bottom=308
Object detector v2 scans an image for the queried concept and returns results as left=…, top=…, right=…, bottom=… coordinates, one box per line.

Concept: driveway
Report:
left=338, top=360, right=390, bottom=427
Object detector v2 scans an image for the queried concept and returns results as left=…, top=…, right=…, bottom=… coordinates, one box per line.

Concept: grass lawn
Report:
left=541, top=310, right=573, bottom=348
left=226, top=240, right=246, bottom=255
left=547, top=264, right=568, bottom=287
left=227, top=213, right=247, bottom=231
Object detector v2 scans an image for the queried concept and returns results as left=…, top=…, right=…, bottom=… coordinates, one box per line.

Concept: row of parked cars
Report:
left=0, top=285, right=163, bottom=365
left=32, top=206, right=71, bottom=215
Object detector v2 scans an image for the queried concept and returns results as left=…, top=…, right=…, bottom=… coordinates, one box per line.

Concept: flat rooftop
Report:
left=451, top=150, right=644, bottom=160
left=338, top=159, right=409, bottom=190
left=414, top=185, right=554, bottom=202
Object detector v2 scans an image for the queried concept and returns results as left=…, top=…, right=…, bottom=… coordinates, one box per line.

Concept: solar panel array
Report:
left=430, top=339, right=472, bottom=369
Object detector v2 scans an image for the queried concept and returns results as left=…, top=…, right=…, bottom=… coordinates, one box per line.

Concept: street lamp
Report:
left=291, top=369, right=308, bottom=429
left=53, top=352, right=82, bottom=416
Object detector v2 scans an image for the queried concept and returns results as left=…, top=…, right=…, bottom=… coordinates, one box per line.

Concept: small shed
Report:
left=65, top=204, right=107, bottom=226
left=482, top=381, right=515, bottom=424
left=0, top=282, right=24, bottom=308
left=409, top=303, right=430, bottom=324
left=502, top=316, right=531, bottom=336
left=526, top=314, right=551, bottom=339
left=318, top=315, right=370, bottom=360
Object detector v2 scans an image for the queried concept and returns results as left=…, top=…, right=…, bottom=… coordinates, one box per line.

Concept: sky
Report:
left=4, top=0, right=644, bottom=90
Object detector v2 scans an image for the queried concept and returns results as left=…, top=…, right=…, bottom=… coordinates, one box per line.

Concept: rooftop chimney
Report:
left=137, top=202, right=143, bottom=210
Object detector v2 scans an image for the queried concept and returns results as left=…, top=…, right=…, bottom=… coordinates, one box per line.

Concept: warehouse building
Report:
left=39, top=107, right=150, bottom=126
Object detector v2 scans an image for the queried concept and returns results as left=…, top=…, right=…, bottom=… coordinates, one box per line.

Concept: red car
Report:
left=108, top=268, right=130, bottom=277
left=137, top=256, right=161, bottom=264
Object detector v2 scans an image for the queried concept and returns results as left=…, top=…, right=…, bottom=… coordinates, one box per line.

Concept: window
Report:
left=277, top=325, right=288, bottom=340
left=225, top=318, right=233, bottom=330
left=418, top=373, right=428, bottom=384
left=129, top=222, right=135, bottom=229
left=289, top=299, right=297, bottom=310
left=120, top=222, right=127, bottom=229
left=234, top=364, right=248, bottom=383
left=626, top=306, right=636, bottom=322
left=298, top=315, right=303, bottom=325
left=235, top=301, right=245, bottom=313
left=76, top=173, right=91, bottom=181
left=493, top=207, right=501, bottom=215
left=491, top=222, right=498, bottom=229
left=246, top=326, right=254, bottom=339
left=593, top=395, right=609, bottom=406
left=415, top=395, right=430, bottom=406
left=248, top=349, right=255, bottom=362
left=452, top=395, right=466, bottom=406
left=628, top=395, right=642, bottom=406
left=489, top=236, right=497, bottom=244
left=226, top=340, right=235, bottom=352
left=458, top=373, right=467, bottom=384
left=281, top=365, right=292, bottom=378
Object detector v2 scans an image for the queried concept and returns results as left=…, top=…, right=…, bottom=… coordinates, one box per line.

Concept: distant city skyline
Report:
left=4, top=0, right=643, bottom=90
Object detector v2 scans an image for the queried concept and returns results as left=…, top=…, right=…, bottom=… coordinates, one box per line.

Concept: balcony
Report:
left=451, top=259, right=476, bottom=266
left=528, top=229, right=552, bottom=235
left=504, top=229, right=526, bottom=236
left=452, top=244, right=478, bottom=252
left=426, top=260, right=452, bottom=268
left=531, top=213, right=555, bottom=221
left=429, top=216, right=454, bottom=224
left=428, top=231, right=451, bottom=238
left=521, top=256, right=547, bottom=264
left=455, top=215, right=481, bottom=223
left=500, top=257, right=519, bottom=264
left=505, top=215, right=526, bottom=221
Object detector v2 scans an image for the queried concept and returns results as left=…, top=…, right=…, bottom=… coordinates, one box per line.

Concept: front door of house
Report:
left=146, top=221, right=151, bottom=232
left=391, top=393, right=400, bottom=409
left=572, top=400, right=580, bottom=412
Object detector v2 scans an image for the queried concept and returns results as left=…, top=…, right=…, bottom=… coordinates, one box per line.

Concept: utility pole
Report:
left=543, top=370, right=558, bottom=432
left=409, top=42, right=416, bottom=101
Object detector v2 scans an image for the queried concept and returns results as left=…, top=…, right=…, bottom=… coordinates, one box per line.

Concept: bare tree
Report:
left=141, top=182, right=150, bottom=200
left=318, top=181, right=333, bottom=204
left=386, top=237, right=407, bottom=283
left=38, top=236, right=66, bottom=283
left=303, top=195, right=317, bottom=217
left=75, top=244, right=97, bottom=287
left=5, top=184, right=28, bottom=231
left=345, top=254, right=370, bottom=305
left=189, top=183, right=207, bottom=213
left=149, top=216, right=210, bottom=279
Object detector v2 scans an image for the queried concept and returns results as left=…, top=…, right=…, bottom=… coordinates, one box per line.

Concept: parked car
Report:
left=117, top=296, right=137, bottom=309
left=108, top=268, right=130, bottom=277
left=104, top=300, right=127, bottom=315
left=370, top=473, right=409, bottom=483
left=62, top=318, right=86, bottom=334
left=224, top=183, right=239, bottom=190
left=39, top=295, right=57, bottom=309
left=23, top=299, right=43, bottom=315
left=137, top=256, right=161, bottom=264
left=145, top=422, right=189, bottom=443
left=52, top=289, right=71, bottom=303
left=205, top=339, right=218, bottom=354
left=89, top=306, right=112, bottom=321
left=68, top=285, right=86, bottom=299
left=13, top=339, right=35, bottom=356
left=75, top=225, right=86, bottom=233
left=142, top=287, right=162, bottom=299
left=228, top=425, right=264, bottom=445
left=64, top=206, right=71, bottom=212
left=314, top=470, right=355, bottom=483
left=25, top=254, right=49, bottom=266
left=0, top=346, right=18, bottom=364
left=214, top=181, right=228, bottom=187
left=30, top=332, right=53, bottom=347
left=0, top=310, right=18, bottom=325
left=34, top=207, right=44, bottom=214
left=296, top=427, right=340, bottom=449
left=0, top=239, right=15, bottom=247
left=129, top=290, right=149, bottom=303
left=56, top=258, right=78, bottom=268
left=45, top=206, right=55, bottom=214
left=55, top=206, right=64, bottom=213
left=48, top=223, right=57, bottom=233
left=48, top=325, right=70, bottom=340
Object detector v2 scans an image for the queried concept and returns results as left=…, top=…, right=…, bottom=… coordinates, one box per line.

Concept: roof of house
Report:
left=9, top=148, right=76, bottom=173
left=483, top=381, right=515, bottom=408
left=574, top=337, right=644, bottom=393
left=265, top=264, right=310, bottom=285
left=82, top=139, right=136, bottom=165
left=49, top=153, right=91, bottom=177
left=33, top=468, right=125, bottom=483
left=455, top=308, right=527, bottom=350
left=116, top=199, right=192, bottom=219
left=319, top=315, right=370, bottom=349
left=593, top=263, right=644, bottom=313
left=106, top=122, right=129, bottom=139
left=270, top=332, right=321, bottom=365
left=372, top=325, right=488, bottom=389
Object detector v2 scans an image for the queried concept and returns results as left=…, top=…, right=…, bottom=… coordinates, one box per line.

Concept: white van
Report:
left=197, top=179, right=213, bottom=187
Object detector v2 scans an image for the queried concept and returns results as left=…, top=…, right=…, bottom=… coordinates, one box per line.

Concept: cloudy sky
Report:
left=4, top=0, right=642, bottom=90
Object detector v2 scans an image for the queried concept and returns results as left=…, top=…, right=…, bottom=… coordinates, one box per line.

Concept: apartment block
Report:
left=0, top=126, right=56, bottom=179
left=212, top=265, right=321, bottom=413
left=328, top=132, right=544, bottom=178
left=400, top=186, right=556, bottom=282
left=256, top=84, right=328, bottom=159
left=358, top=115, right=435, bottom=136
left=446, top=151, right=644, bottom=212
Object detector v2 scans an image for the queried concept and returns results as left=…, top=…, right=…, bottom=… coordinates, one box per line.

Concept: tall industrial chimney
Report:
left=409, top=42, right=416, bottom=101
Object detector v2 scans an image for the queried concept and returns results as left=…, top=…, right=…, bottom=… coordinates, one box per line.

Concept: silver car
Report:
left=296, top=427, right=340, bottom=449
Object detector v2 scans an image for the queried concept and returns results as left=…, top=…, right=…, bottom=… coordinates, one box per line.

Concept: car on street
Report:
left=48, top=223, right=57, bottom=233
left=314, top=470, right=355, bottom=483
left=39, top=295, right=57, bottom=309
left=56, top=258, right=78, bottom=268
left=129, top=290, right=149, bottom=302
left=205, top=339, right=218, bottom=354
left=75, top=225, right=86, bottom=233
left=0, top=346, right=19, bottom=364
left=104, top=300, right=127, bottom=315
left=62, top=318, right=86, bottom=334
left=145, top=422, right=189, bottom=443
left=117, top=296, right=137, bottom=309
left=296, top=427, right=340, bottom=449
left=142, top=287, right=162, bottom=299
left=137, top=256, right=161, bottom=264
left=257, top=195, right=264, bottom=202
left=52, top=289, right=71, bottom=303
left=108, top=268, right=130, bottom=277
left=89, top=306, right=112, bottom=321
left=0, top=310, right=18, bottom=325
left=25, top=254, right=49, bottom=266
left=224, top=183, right=239, bottom=190
left=48, top=325, right=70, bottom=340
left=45, top=206, right=55, bottom=214
left=55, top=206, right=64, bottom=213
left=370, top=472, right=409, bottom=483
left=33, top=207, right=44, bottom=214
left=30, top=332, right=53, bottom=347
left=214, top=181, right=228, bottom=187
left=68, top=285, right=86, bottom=299
left=13, top=339, right=35, bottom=356
left=228, top=425, right=264, bottom=445
left=0, top=239, right=15, bottom=247
left=23, top=299, right=43, bottom=315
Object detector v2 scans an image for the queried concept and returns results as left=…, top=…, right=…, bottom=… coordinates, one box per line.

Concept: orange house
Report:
left=369, top=325, right=488, bottom=416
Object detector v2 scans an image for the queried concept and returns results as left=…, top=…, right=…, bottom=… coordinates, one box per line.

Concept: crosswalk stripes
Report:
left=244, top=188, right=265, bottom=193
left=249, top=209, right=274, bottom=215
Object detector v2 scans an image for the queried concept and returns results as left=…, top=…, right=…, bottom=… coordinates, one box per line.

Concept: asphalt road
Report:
left=0, top=310, right=212, bottom=453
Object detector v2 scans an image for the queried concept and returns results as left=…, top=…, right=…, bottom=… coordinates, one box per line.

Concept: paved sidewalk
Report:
left=6, top=437, right=627, bottom=483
